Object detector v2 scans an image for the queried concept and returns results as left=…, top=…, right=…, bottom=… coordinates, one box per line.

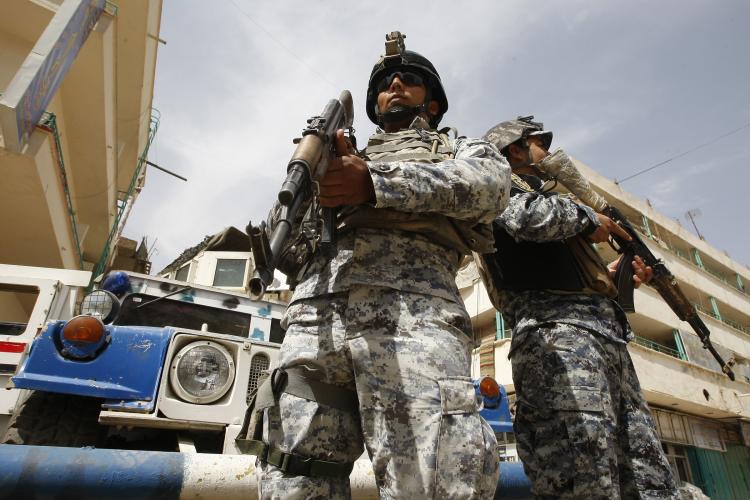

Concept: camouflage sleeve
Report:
left=496, top=190, right=600, bottom=242
left=368, top=137, right=511, bottom=224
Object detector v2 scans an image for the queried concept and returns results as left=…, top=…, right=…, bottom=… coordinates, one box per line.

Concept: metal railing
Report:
left=693, top=303, right=750, bottom=335
left=90, top=109, right=160, bottom=285
left=645, top=229, right=747, bottom=295
left=37, top=112, right=85, bottom=269
left=104, top=1, right=118, bottom=16
left=633, top=335, right=684, bottom=360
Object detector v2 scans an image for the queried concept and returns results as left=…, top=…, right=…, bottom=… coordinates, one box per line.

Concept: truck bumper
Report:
left=12, top=322, right=172, bottom=409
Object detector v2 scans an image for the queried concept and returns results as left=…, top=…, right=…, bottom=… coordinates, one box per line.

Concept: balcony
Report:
left=0, top=0, right=162, bottom=272
left=633, top=335, right=683, bottom=360
left=629, top=342, right=750, bottom=420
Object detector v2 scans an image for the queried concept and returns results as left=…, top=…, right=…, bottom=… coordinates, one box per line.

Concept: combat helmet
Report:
left=366, top=31, right=448, bottom=128
left=484, top=115, right=553, bottom=154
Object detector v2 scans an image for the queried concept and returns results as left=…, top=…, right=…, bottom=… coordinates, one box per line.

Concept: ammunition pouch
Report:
left=365, top=128, right=454, bottom=163
left=236, top=367, right=359, bottom=478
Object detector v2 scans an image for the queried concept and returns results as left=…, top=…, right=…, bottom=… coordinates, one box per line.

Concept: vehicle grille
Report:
left=247, top=353, right=270, bottom=403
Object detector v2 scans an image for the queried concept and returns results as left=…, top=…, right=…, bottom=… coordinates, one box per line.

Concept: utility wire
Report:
left=227, top=0, right=340, bottom=90
left=617, top=121, right=750, bottom=184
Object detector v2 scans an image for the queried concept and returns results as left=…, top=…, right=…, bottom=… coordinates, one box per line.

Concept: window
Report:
left=653, top=409, right=690, bottom=444
left=269, top=318, right=285, bottom=344
left=495, top=432, right=518, bottom=462
left=174, top=264, right=190, bottom=282
left=662, top=443, right=692, bottom=484
left=213, top=259, right=247, bottom=287
left=117, top=293, right=252, bottom=337
left=0, top=284, right=39, bottom=335
left=690, top=420, right=725, bottom=451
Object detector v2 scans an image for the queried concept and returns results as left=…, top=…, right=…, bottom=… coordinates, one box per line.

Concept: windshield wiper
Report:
left=135, top=285, right=193, bottom=309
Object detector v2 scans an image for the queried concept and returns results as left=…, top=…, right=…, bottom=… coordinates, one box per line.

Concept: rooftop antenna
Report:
left=685, top=209, right=705, bottom=241
left=147, top=237, right=159, bottom=260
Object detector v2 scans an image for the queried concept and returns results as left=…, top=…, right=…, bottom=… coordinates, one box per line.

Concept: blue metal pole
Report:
left=0, top=444, right=531, bottom=499
left=0, top=445, right=183, bottom=499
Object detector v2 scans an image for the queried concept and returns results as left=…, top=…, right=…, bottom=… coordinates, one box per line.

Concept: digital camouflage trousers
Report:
left=257, top=286, right=499, bottom=499
left=510, top=323, right=679, bottom=499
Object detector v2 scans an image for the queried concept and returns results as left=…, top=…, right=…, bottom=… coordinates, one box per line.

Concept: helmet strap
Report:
left=377, top=87, right=434, bottom=128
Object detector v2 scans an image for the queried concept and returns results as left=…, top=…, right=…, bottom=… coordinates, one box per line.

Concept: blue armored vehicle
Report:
left=2, top=270, right=285, bottom=453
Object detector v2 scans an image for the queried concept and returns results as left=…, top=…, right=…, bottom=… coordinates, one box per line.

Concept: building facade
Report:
left=461, top=158, right=750, bottom=498
left=0, top=0, right=162, bottom=276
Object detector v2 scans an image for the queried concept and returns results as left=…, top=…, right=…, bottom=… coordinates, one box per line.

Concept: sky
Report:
left=123, top=0, right=750, bottom=274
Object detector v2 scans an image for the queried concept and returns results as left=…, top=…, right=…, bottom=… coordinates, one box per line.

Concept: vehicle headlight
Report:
left=169, top=341, right=235, bottom=404
left=79, top=290, right=120, bottom=324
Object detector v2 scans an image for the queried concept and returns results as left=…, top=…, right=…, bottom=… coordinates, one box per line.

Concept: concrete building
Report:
left=0, top=0, right=162, bottom=277
left=158, top=226, right=292, bottom=304
left=461, top=158, right=750, bottom=498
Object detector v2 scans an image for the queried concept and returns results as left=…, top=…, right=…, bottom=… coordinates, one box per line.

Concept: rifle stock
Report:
left=246, top=90, right=355, bottom=299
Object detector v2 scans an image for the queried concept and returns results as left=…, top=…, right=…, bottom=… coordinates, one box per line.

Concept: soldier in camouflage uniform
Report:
left=252, top=33, right=510, bottom=499
left=478, top=116, right=679, bottom=499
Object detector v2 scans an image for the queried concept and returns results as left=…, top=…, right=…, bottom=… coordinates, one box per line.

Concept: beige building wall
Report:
left=0, top=0, right=163, bottom=276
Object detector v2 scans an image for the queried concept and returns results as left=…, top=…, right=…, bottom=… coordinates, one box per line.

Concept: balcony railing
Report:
left=90, top=109, right=160, bottom=285
left=693, top=303, right=750, bottom=335
left=640, top=227, right=747, bottom=296
left=633, top=335, right=684, bottom=360
left=39, top=112, right=84, bottom=269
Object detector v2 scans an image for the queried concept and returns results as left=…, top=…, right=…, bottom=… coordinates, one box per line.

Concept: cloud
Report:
left=122, top=0, right=750, bottom=269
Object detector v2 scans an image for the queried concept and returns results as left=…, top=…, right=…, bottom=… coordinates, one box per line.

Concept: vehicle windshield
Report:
left=115, top=293, right=253, bottom=338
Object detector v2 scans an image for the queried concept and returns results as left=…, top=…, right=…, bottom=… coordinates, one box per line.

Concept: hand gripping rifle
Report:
left=246, top=90, right=355, bottom=300
left=538, top=153, right=736, bottom=380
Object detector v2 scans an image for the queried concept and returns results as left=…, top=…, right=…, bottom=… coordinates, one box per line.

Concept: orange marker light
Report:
left=62, top=316, right=105, bottom=343
left=479, top=376, right=500, bottom=399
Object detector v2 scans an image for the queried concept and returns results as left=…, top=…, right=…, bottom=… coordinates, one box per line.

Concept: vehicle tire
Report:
left=1, top=390, right=105, bottom=447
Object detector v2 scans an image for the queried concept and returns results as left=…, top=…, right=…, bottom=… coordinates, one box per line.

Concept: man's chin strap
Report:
left=377, top=87, right=434, bottom=128
left=378, top=103, right=428, bottom=127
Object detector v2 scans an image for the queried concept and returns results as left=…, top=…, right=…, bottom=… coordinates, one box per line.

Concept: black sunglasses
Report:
left=376, top=71, right=425, bottom=93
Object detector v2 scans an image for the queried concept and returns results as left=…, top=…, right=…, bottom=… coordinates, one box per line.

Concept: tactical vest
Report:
left=481, top=173, right=617, bottom=299
left=338, top=126, right=495, bottom=255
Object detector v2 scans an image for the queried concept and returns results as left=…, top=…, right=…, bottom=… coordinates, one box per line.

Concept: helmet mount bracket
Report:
left=384, top=31, right=406, bottom=59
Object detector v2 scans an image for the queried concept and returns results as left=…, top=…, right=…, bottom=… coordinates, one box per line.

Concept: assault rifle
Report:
left=536, top=152, right=735, bottom=380
left=604, top=206, right=735, bottom=380
left=246, top=90, right=355, bottom=299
